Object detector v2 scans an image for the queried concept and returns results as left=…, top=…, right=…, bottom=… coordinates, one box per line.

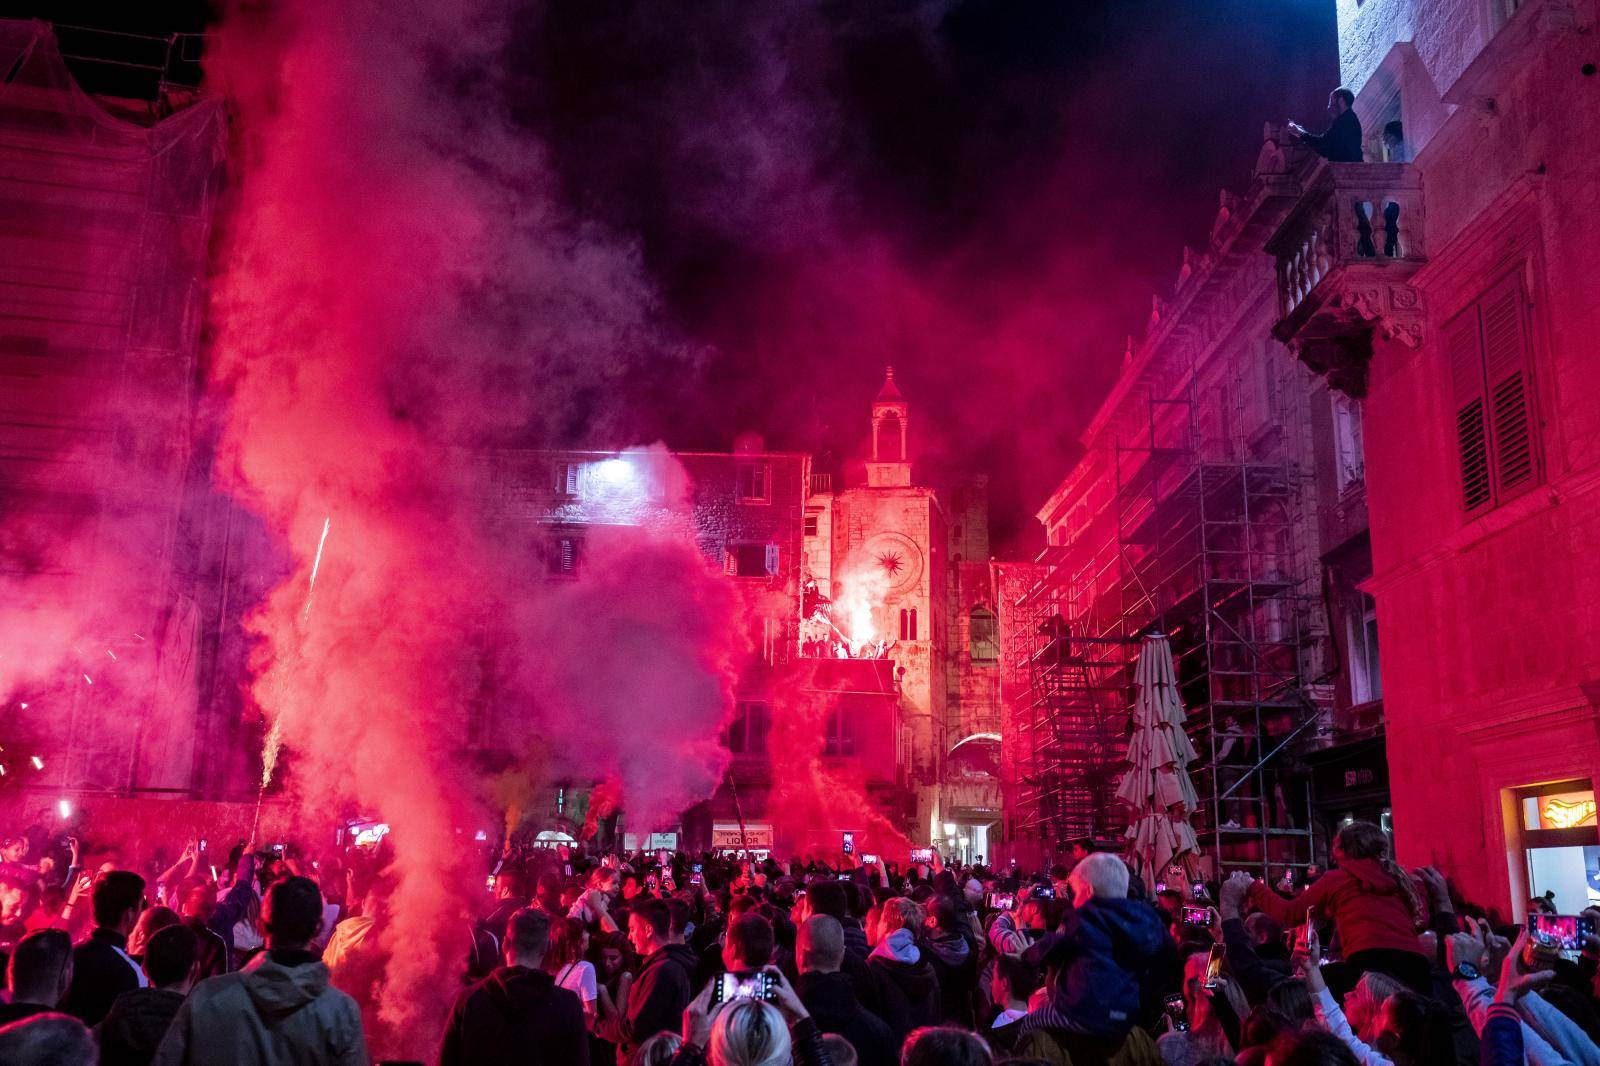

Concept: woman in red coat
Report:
left=1248, top=820, right=1430, bottom=992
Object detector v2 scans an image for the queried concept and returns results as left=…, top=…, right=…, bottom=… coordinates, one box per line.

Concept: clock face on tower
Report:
left=851, top=531, right=924, bottom=596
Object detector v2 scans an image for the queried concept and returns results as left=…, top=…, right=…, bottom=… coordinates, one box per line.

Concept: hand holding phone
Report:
left=1163, top=992, right=1189, bottom=1033
left=710, top=971, right=776, bottom=1005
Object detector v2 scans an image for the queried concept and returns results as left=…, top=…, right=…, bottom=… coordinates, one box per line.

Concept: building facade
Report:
left=1000, top=133, right=1369, bottom=879
left=0, top=23, right=226, bottom=798
left=1272, top=0, right=1600, bottom=914
left=494, top=370, right=1004, bottom=855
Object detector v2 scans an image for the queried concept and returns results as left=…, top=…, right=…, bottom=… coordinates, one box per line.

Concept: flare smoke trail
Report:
left=207, top=1, right=739, bottom=1052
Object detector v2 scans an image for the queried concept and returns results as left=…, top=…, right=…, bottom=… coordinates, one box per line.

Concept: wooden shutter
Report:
left=1443, top=306, right=1492, bottom=513
left=1479, top=274, right=1537, bottom=500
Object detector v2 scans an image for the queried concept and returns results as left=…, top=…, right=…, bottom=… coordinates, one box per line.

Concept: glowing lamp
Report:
left=595, top=458, right=633, bottom=485
left=942, top=823, right=957, bottom=837
left=58, top=799, right=72, bottom=818
left=31, top=755, right=44, bottom=770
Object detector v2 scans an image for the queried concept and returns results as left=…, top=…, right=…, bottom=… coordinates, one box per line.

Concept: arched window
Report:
left=899, top=607, right=918, bottom=641
left=876, top=413, right=904, bottom=462
left=970, top=607, right=998, bottom=662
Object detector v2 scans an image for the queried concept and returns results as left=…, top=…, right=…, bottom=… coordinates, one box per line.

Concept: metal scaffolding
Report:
left=1010, top=384, right=1320, bottom=879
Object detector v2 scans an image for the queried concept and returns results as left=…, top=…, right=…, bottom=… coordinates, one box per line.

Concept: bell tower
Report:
left=866, top=366, right=911, bottom=488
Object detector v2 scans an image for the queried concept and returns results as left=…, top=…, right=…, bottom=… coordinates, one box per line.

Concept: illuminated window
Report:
left=1522, top=788, right=1598, bottom=832
left=899, top=608, right=918, bottom=641
left=551, top=461, right=580, bottom=497
left=970, top=607, right=999, bottom=662
left=736, top=463, right=770, bottom=503
left=803, top=514, right=819, bottom=537
left=725, top=700, right=771, bottom=754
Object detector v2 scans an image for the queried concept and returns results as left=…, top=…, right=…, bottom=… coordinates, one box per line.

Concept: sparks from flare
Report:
left=256, top=516, right=331, bottom=823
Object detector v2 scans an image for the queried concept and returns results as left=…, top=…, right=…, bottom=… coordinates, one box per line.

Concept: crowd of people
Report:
left=2, top=818, right=1599, bottom=1066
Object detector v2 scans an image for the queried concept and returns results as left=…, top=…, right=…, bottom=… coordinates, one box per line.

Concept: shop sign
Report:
left=712, top=823, right=773, bottom=849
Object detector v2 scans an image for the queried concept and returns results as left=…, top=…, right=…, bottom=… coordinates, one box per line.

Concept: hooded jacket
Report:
left=1248, top=858, right=1427, bottom=959
left=621, top=942, right=697, bottom=1055
left=865, top=928, right=942, bottom=1043
left=1033, top=897, right=1167, bottom=1040
left=149, top=948, right=366, bottom=1066
left=925, top=928, right=980, bottom=1027
left=439, top=964, right=589, bottom=1066
left=796, top=969, right=897, bottom=1066
left=97, top=987, right=186, bottom=1066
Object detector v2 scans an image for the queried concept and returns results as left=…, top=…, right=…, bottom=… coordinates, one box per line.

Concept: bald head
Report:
left=798, top=914, right=845, bottom=974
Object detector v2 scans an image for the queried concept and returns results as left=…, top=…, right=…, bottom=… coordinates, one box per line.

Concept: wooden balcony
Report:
left=1269, top=161, right=1427, bottom=396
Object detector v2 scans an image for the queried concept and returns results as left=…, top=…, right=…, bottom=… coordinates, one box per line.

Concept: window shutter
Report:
left=1444, top=306, right=1491, bottom=513
left=1480, top=275, right=1536, bottom=500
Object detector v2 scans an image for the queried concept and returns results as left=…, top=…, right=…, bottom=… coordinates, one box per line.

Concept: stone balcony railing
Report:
left=1269, top=161, right=1427, bottom=396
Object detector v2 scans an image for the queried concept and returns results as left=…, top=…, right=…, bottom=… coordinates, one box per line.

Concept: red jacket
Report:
left=1249, top=857, right=1427, bottom=958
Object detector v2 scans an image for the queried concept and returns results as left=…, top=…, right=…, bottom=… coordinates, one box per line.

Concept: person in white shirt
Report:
left=544, top=915, right=599, bottom=1025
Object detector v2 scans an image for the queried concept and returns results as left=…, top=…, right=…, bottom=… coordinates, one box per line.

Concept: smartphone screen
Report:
left=1163, top=993, right=1189, bottom=1032
left=711, top=971, right=775, bottom=1005
left=1182, top=905, right=1212, bottom=927
left=1034, top=884, right=1056, bottom=900
left=1529, top=913, right=1596, bottom=961
left=1203, top=944, right=1224, bottom=989
left=988, top=892, right=1016, bottom=911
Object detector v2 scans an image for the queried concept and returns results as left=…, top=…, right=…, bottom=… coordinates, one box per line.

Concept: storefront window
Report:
left=1513, top=780, right=1599, bottom=913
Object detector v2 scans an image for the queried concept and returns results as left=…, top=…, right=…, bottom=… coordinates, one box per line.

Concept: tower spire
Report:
left=877, top=365, right=903, bottom=401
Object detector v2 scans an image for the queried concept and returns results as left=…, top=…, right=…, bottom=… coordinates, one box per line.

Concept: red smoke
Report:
left=768, top=660, right=912, bottom=860
left=206, top=1, right=741, bottom=1054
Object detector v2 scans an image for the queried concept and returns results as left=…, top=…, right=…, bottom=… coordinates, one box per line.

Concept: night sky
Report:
left=25, top=0, right=1337, bottom=550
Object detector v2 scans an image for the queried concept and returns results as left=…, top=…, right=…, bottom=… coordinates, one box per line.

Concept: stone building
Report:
left=806, top=370, right=1005, bottom=860
left=997, top=127, right=1375, bottom=879
left=495, top=369, right=1003, bottom=856
left=1272, top=0, right=1600, bottom=914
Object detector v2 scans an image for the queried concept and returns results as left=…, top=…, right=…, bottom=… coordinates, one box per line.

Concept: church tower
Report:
left=866, top=367, right=911, bottom=488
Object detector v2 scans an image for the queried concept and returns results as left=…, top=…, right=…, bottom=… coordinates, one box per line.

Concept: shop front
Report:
left=1508, top=779, right=1598, bottom=914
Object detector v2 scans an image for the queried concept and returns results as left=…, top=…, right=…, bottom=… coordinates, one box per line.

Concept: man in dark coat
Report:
left=60, top=870, right=147, bottom=1026
left=618, top=897, right=696, bottom=1058
left=1291, top=87, right=1364, bottom=162
left=796, top=916, right=896, bottom=1066
left=98, top=925, right=198, bottom=1066
left=439, top=906, right=588, bottom=1066
left=0, top=928, right=74, bottom=1025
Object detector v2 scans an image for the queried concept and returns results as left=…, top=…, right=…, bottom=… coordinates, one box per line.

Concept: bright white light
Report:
left=474, top=830, right=488, bottom=842
left=30, top=756, right=43, bottom=770
left=595, top=458, right=634, bottom=485
left=942, top=823, right=958, bottom=837
left=58, top=799, right=72, bottom=818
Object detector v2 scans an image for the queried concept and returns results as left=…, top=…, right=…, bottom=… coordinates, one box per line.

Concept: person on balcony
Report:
left=1290, top=88, right=1363, bottom=162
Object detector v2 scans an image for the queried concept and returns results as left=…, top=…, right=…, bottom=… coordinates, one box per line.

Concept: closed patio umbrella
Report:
left=1114, top=633, right=1201, bottom=883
